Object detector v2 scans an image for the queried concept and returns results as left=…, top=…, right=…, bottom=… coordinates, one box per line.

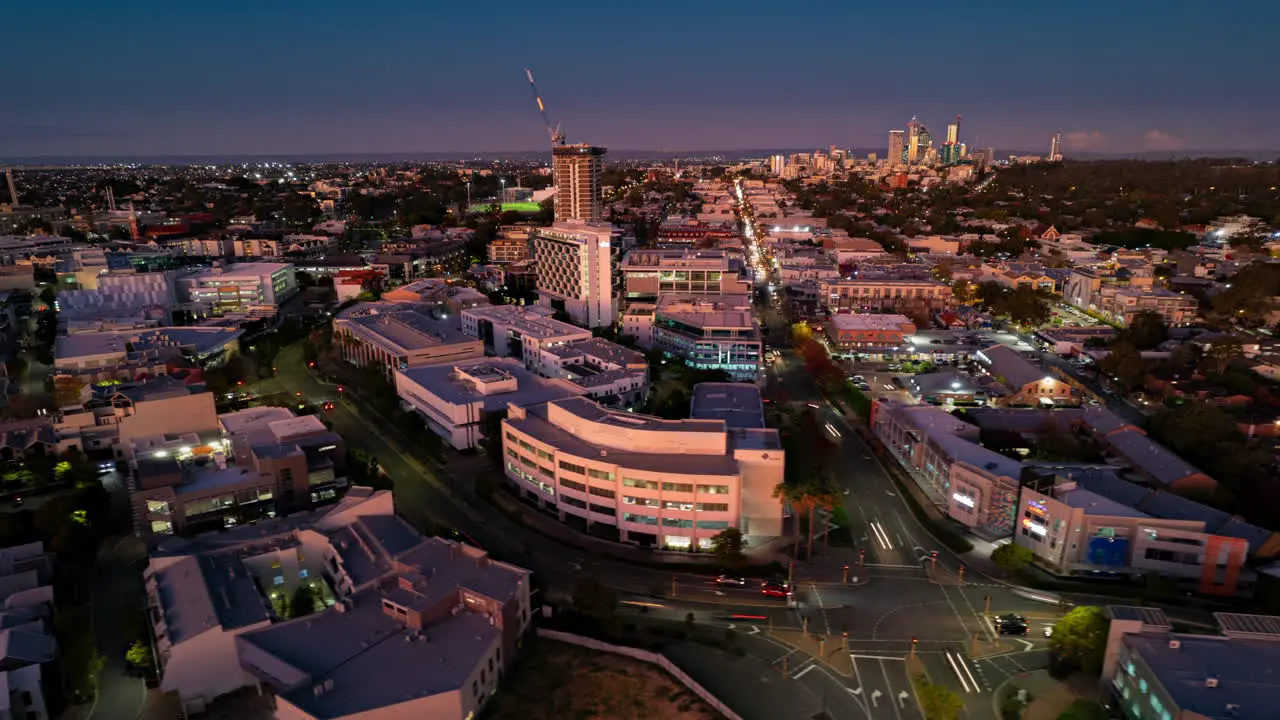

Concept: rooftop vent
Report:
left=1168, top=639, right=1181, bottom=650
left=1205, top=676, right=1219, bottom=688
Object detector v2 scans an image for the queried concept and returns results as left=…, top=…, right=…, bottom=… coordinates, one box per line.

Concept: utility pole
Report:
left=958, top=565, right=965, bottom=585
left=671, top=576, right=678, bottom=598
left=843, top=565, right=849, bottom=583
left=818, top=636, right=826, bottom=660
left=930, top=550, right=938, bottom=573
left=910, top=637, right=917, bottom=660
left=841, top=631, right=848, bottom=654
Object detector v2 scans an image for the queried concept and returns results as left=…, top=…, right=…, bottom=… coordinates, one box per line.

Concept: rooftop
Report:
left=829, top=313, right=915, bottom=332
left=1055, top=486, right=1151, bottom=519
left=690, top=382, right=766, bottom=429
left=342, top=306, right=473, bottom=354
left=1105, top=429, right=1207, bottom=485
left=462, top=304, right=590, bottom=341
left=397, top=358, right=584, bottom=410
left=1125, top=631, right=1280, bottom=720
left=655, top=293, right=756, bottom=330
left=976, top=345, right=1047, bottom=390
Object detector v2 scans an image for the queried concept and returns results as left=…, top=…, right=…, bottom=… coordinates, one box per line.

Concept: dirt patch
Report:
left=487, top=638, right=723, bottom=720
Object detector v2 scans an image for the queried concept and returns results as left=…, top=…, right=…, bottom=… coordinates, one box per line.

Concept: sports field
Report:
left=468, top=201, right=542, bottom=213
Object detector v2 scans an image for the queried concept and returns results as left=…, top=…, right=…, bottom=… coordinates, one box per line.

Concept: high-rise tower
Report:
left=1049, top=132, right=1063, bottom=161
left=945, top=115, right=960, bottom=145
left=552, top=144, right=606, bottom=223
left=906, top=117, right=922, bottom=164
left=888, top=130, right=905, bottom=166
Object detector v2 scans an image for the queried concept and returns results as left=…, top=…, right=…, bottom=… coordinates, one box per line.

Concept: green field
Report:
left=468, top=201, right=542, bottom=213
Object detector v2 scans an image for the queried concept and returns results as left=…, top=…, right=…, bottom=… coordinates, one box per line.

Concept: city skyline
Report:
left=4, top=1, right=1280, bottom=158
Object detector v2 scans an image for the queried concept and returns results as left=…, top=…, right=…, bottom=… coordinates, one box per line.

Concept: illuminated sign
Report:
left=1022, top=519, right=1048, bottom=536
left=952, top=493, right=975, bottom=508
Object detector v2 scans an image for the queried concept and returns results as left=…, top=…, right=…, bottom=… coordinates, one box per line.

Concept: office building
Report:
left=888, top=130, right=905, bottom=166
left=395, top=359, right=585, bottom=450
left=768, top=154, right=786, bottom=175
left=176, top=262, right=298, bottom=316
left=1016, top=470, right=1253, bottom=595
left=1104, top=607, right=1280, bottom=720
left=460, top=304, right=592, bottom=373
left=534, top=337, right=649, bottom=407
left=824, top=313, right=916, bottom=351
left=145, top=489, right=532, bottom=719
left=552, top=144, right=605, bottom=223
left=619, top=248, right=749, bottom=303
left=130, top=406, right=345, bottom=537
left=332, top=302, right=483, bottom=379
left=651, top=294, right=761, bottom=381
left=53, top=326, right=243, bottom=384
left=501, top=384, right=784, bottom=548
left=531, top=222, right=615, bottom=328
left=819, top=278, right=953, bottom=312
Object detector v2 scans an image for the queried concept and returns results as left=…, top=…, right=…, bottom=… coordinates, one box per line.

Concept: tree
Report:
left=1202, top=335, right=1243, bottom=377
left=572, top=577, right=617, bottom=619
left=1057, top=700, right=1108, bottom=720
left=289, top=584, right=318, bottom=618
left=125, top=640, right=153, bottom=670
left=709, top=527, right=747, bottom=568
left=773, top=482, right=807, bottom=558
left=990, top=542, right=1035, bottom=573
left=1099, top=340, right=1148, bottom=391
left=1049, top=606, right=1110, bottom=675
left=914, top=673, right=964, bottom=720
left=1123, top=311, right=1168, bottom=350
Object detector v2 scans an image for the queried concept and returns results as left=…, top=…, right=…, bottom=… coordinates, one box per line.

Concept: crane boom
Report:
left=524, top=68, right=565, bottom=147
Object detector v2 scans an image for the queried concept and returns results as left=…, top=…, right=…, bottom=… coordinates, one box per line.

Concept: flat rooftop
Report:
left=463, top=304, right=589, bottom=340
left=397, top=358, right=584, bottom=410
left=346, top=308, right=473, bottom=353
left=1055, top=487, right=1151, bottom=519
left=1125, top=631, right=1280, bottom=720
left=691, top=382, right=765, bottom=429
left=829, top=313, right=914, bottom=331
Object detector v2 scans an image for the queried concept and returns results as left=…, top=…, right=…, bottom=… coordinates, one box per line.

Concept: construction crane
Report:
left=524, top=68, right=565, bottom=147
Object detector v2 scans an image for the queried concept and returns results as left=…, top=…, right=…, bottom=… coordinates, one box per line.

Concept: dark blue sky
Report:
left=5, top=1, right=1277, bottom=157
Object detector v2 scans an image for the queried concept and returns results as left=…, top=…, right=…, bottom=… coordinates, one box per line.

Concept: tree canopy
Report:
left=1049, top=606, right=1110, bottom=675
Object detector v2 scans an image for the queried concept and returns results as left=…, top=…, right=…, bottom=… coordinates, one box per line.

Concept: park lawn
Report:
left=485, top=638, right=721, bottom=720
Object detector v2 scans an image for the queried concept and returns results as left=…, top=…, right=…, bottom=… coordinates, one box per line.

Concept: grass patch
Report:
left=470, top=201, right=543, bottom=213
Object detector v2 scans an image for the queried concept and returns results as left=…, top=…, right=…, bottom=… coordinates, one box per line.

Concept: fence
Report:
left=536, top=628, right=743, bottom=720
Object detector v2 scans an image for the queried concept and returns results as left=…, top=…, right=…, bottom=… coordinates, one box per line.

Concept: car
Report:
left=715, top=575, right=748, bottom=587
left=761, top=581, right=792, bottom=598
left=851, top=375, right=866, bottom=382
left=997, top=614, right=1029, bottom=635
left=1043, top=626, right=1054, bottom=638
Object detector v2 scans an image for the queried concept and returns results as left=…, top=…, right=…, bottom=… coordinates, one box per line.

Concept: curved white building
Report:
left=501, top=388, right=783, bottom=550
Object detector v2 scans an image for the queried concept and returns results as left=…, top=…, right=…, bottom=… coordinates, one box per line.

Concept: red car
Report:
left=761, top=582, right=791, bottom=598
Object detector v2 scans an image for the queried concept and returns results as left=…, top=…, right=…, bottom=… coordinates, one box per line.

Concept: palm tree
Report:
left=808, top=483, right=843, bottom=553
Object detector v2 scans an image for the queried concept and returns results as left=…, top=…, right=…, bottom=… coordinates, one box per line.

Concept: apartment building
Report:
left=552, top=144, right=605, bottom=223
left=825, top=313, right=916, bottom=350
left=487, top=236, right=530, bottom=264
left=1015, top=470, right=1252, bottom=596
left=56, top=376, right=220, bottom=459
left=619, top=248, right=749, bottom=303
left=459, top=305, right=591, bottom=374
left=145, top=489, right=532, bottom=719
left=0, top=542, right=57, bottom=720
left=818, top=278, right=952, bottom=312
left=530, top=222, right=616, bottom=328
left=130, top=406, right=345, bottom=537
left=395, top=360, right=584, bottom=450
left=332, top=302, right=483, bottom=379
left=501, top=385, right=784, bottom=548
left=1105, top=607, right=1280, bottom=720
left=651, top=294, right=761, bottom=381
left=1065, top=269, right=1198, bottom=327
left=381, top=278, right=490, bottom=314
left=176, top=262, right=298, bottom=316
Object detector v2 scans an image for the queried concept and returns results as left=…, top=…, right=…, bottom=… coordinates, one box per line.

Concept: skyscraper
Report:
left=906, top=117, right=921, bottom=164
left=945, top=116, right=960, bottom=146
left=532, top=223, right=615, bottom=327
left=941, top=114, right=961, bottom=165
left=888, top=130, right=905, bottom=166
left=552, top=144, right=606, bottom=223
left=1049, top=132, right=1063, bottom=162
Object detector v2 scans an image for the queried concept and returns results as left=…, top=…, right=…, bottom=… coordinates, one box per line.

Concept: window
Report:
left=146, top=500, right=171, bottom=516
left=558, top=460, right=585, bottom=475
left=697, top=520, right=730, bottom=530
left=518, top=439, right=534, bottom=452
left=273, top=575, right=285, bottom=586
left=506, top=448, right=518, bottom=459
left=623, top=513, right=658, bottom=526
left=697, top=484, right=730, bottom=494
left=662, top=482, right=694, bottom=493
left=623, top=477, right=659, bottom=490
left=589, top=504, right=616, bottom=517
left=537, top=448, right=553, bottom=461
left=560, top=478, right=586, bottom=492
left=505, top=432, right=516, bottom=442
left=588, top=486, right=616, bottom=499
left=623, top=496, right=659, bottom=507
left=696, top=503, right=730, bottom=512
left=662, top=517, right=693, bottom=528
left=587, top=468, right=614, bottom=481
left=279, top=468, right=293, bottom=484
left=300, top=569, right=309, bottom=579
left=562, top=495, right=587, bottom=509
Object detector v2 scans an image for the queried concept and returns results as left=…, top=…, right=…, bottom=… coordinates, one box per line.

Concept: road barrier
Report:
left=537, top=628, right=744, bottom=720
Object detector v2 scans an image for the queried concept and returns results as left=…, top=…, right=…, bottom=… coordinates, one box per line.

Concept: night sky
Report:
left=4, top=1, right=1277, bottom=158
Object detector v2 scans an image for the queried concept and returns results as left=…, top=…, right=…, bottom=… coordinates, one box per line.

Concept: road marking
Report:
left=956, top=652, right=980, bottom=692
left=1018, top=639, right=1034, bottom=652
left=792, top=662, right=818, bottom=680
left=870, top=521, right=894, bottom=551
left=851, top=654, right=903, bottom=661
left=879, top=659, right=905, bottom=720
left=945, top=651, right=973, bottom=693
left=871, top=689, right=882, bottom=708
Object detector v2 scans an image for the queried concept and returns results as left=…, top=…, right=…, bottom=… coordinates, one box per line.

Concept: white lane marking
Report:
left=792, top=663, right=818, bottom=680
left=945, top=651, right=973, bottom=694
left=956, top=652, right=981, bottom=692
